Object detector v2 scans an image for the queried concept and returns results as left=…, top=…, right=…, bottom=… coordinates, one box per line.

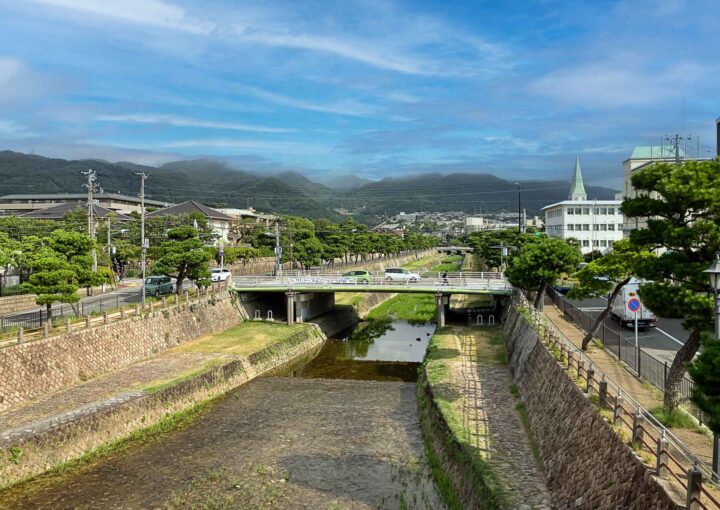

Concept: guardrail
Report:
left=516, top=292, right=719, bottom=508
left=545, top=286, right=709, bottom=425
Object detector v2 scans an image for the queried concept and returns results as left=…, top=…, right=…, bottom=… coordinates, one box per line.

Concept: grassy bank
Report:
left=174, top=321, right=311, bottom=357
left=418, top=326, right=508, bottom=509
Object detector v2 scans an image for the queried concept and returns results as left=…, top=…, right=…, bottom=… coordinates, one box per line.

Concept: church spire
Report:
left=569, top=155, right=587, bottom=201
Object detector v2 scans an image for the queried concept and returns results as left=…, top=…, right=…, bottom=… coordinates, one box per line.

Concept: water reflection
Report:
left=283, top=319, right=435, bottom=382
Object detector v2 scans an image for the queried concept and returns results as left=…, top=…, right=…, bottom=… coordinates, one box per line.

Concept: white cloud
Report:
left=0, top=58, right=23, bottom=86
left=96, top=113, right=294, bottom=133
left=235, top=29, right=435, bottom=76
left=0, top=119, right=32, bottom=137
left=22, top=0, right=212, bottom=33
left=237, top=85, right=379, bottom=117
left=530, top=61, right=704, bottom=107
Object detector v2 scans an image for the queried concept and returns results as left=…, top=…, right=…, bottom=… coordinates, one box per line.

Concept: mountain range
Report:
left=0, top=151, right=618, bottom=222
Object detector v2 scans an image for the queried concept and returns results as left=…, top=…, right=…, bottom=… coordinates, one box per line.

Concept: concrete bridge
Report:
left=436, top=246, right=474, bottom=255
left=231, top=271, right=512, bottom=326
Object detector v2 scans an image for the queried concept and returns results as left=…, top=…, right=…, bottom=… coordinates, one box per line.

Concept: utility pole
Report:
left=81, top=169, right=99, bottom=273
left=274, top=220, right=282, bottom=276
left=135, top=172, right=148, bottom=307
left=515, top=182, right=522, bottom=233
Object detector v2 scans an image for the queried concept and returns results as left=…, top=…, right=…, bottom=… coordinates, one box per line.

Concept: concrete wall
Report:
left=504, top=305, right=680, bottom=509
left=0, top=326, right=325, bottom=488
left=0, top=294, right=242, bottom=412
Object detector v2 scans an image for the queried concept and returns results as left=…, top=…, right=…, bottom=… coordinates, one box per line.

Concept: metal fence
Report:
left=516, top=292, right=719, bottom=508
left=545, top=286, right=708, bottom=424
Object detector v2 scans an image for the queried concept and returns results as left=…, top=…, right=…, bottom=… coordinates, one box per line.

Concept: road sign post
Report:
left=627, top=296, right=642, bottom=369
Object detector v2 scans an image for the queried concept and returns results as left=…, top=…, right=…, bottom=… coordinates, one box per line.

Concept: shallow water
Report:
left=285, top=319, right=435, bottom=382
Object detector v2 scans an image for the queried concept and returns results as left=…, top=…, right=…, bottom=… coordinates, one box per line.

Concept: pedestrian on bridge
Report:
left=442, top=271, right=449, bottom=286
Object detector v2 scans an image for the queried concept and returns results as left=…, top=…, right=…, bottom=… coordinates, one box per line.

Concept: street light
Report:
left=703, top=252, right=720, bottom=482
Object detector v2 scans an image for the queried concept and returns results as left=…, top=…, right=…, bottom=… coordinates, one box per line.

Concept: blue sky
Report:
left=0, top=0, right=718, bottom=186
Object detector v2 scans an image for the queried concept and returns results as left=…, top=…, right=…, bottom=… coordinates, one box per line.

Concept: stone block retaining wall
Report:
left=0, top=295, right=38, bottom=315
left=0, top=294, right=242, bottom=412
left=504, top=304, right=680, bottom=509
left=0, top=326, right=324, bottom=489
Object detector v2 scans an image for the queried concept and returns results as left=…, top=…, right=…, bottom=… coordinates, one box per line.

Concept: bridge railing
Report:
left=279, top=270, right=502, bottom=279
left=231, top=274, right=511, bottom=291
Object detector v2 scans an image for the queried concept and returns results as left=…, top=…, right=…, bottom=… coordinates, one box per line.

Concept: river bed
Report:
left=0, top=317, right=445, bottom=510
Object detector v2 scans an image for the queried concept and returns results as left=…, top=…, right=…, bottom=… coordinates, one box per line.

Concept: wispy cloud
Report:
left=23, top=0, right=212, bottom=33
left=236, top=85, right=379, bottom=117
left=0, top=119, right=33, bottom=138
left=162, top=138, right=327, bottom=155
left=96, top=113, right=294, bottom=133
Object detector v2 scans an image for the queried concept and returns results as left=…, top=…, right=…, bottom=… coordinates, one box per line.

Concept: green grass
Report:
left=401, top=254, right=445, bottom=271
left=430, top=255, right=464, bottom=273
left=174, top=321, right=310, bottom=356
left=367, top=293, right=436, bottom=323
left=649, top=405, right=702, bottom=432
left=513, top=401, right=543, bottom=470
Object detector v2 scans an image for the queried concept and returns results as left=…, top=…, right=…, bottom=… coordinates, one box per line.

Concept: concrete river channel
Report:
left=1, top=317, right=448, bottom=509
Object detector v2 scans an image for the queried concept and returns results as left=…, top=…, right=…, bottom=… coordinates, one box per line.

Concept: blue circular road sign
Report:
left=627, top=297, right=641, bottom=313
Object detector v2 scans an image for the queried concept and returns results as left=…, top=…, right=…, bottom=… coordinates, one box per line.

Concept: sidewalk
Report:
left=543, top=302, right=714, bottom=465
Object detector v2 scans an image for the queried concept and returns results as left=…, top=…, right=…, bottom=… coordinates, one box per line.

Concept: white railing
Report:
left=231, top=273, right=511, bottom=292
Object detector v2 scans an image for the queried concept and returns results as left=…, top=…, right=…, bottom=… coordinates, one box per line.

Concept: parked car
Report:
left=211, top=268, right=232, bottom=282
left=144, top=275, right=174, bottom=296
left=384, top=267, right=420, bottom=282
left=341, top=270, right=372, bottom=283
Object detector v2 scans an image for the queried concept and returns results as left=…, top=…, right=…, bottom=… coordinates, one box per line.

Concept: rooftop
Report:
left=146, top=201, right=234, bottom=221
left=628, top=146, right=686, bottom=160
left=20, top=202, right=132, bottom=220
left=542, top=199, right=622, bottom=210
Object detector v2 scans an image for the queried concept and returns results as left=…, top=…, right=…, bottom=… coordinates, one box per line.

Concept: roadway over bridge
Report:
left=230, top=271, right=513, bottom=326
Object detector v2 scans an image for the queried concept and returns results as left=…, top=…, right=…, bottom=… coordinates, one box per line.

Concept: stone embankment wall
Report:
left=504, top=305, right=680, bottom=509
left=0, top=294, right=38, bottom=315
left=0, top=326, right=325, bottom=489
left=0, top=294, right=242, bottom=412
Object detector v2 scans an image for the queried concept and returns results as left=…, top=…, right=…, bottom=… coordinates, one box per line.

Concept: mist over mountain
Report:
left=0, top=151, right=617, bottom=222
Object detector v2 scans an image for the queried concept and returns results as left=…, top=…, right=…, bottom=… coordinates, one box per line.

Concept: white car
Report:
left=211, top=268, right=232, bottom=282
left=384, top=267, right=420, bottom=282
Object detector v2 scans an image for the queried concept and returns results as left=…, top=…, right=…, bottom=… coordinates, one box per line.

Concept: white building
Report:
left=464, top=216, right=484, bottom=234
left=542, top=157, right=623, bottom=255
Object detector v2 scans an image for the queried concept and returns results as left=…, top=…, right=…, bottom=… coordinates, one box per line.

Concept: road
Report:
left=567, top=296, right=690, bottom=365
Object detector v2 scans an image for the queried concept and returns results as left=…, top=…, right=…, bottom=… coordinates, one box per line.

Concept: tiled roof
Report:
left=20, top=202, right=132, bottom=220
left=146, top=201, right=233, bottom=221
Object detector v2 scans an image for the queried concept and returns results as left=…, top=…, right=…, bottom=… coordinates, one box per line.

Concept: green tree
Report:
left=153, top=226, right=212, bottom=293
left=622, top=159, right=720, bottom=412
left=465, top=229, right=533, bottom=269
left=688, top=334, right=720, bottom=433
left=506, top=237, right=582, bottom=309
left=568, top=239, right=654, bottom=350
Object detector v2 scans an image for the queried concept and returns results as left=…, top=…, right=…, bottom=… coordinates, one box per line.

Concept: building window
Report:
left=582, top=240, right=590, bottom=247
left=608, top=240, right=614, bottom=247
left=600, top=207, right=607, bottom=214
left=607, top=224, right=615, bottom=231
left=575, top=224, right=582, bottom=231
left=567, top=224, right=574, bottom=231
left=600, top=224, right=607, bottom=231
left=607, top=207, right=614, bottom=214
left=593, top=240, right=599, bottom=247
left=593, top=224, right=599, bottom=230
left=568, top=208, right=574, bottom=215
left=600, top=240, right=607, bottom=247
left=594, top=208, right=600, bottom=215
left=575, top=208, right=582, bottom=215
left=583, top=224, right=590, bottom=231
left=583, top=208, right=590, bottom=215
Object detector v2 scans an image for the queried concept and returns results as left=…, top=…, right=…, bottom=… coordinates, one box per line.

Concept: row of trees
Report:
left=247, top=217, right=438, bottom=270
left=466, top=159, right=720, bottom=431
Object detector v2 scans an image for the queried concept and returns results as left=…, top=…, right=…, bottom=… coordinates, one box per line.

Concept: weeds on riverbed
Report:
left=367, top=294, right=435, bottom=324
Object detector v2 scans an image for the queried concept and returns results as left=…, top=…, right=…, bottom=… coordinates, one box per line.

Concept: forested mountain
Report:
left=0, top=150, right=617, bottom=221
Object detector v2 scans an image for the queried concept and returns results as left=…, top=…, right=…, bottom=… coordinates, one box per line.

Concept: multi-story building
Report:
left=0, top=193, right=173, bottom=216
left=542, top=157, right=623, bottom=254
left=146, top=201, right=234, bottom=243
